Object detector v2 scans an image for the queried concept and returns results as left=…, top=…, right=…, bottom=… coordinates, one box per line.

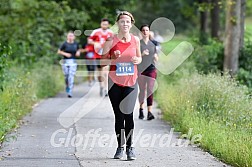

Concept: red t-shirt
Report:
left=85, top=44, right=93, bottom=52
left=89, top=28, right=113, bottom=59
left=84, top=44, right=95, bottom=59
left=108, top=34, right=138, bottom=87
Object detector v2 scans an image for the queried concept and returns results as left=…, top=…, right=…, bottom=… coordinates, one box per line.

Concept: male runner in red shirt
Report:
left=88, top=18, right=113, bottom=96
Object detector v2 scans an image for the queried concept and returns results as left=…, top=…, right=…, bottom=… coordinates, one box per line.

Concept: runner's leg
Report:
left=68, top=65, right=77, bottom=97
left=103, top=66, right=109, bottom=96
left=108, top=81, right=126, bottom=147
left=62, top=65, right=70, bottom=93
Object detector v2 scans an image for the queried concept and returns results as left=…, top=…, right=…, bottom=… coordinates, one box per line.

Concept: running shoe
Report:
left=147, top=112, right=155, bottom=120
left=114, top=147, right=124, bottom=159
left=126, top=147, right=136, bottom=160
left=139, top=108, right=144, bottom=119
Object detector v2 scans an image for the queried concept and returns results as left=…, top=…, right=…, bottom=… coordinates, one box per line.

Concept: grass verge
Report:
left=156, top=71, right=252, bottom=167
left=0, top=63, right=64, bottom=143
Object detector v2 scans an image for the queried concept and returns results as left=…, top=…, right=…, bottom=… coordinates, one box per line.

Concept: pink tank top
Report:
left=109, top=34, right=138, bottom=87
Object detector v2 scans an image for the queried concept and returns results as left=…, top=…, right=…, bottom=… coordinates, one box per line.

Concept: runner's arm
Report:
left=153, top=43, right=159, bottom=62
left=57, top=42, right=71, bottom=58
left=154, top=53, right=158, bottom=63
left=57, top=49, right=71, bottom=58
left=132, top=36, right=142, bottom=64
left=79, top=48, right=87, bottom=53
left=100, top=37, right=113, bottom=67
left=87, top=37, right=95, bottom=45
left=75, top=44, right=80, bottom=57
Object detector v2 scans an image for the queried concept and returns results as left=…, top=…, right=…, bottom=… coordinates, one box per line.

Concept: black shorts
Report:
left=87, top=65, right=95, bottom=71
left=96, top=58, right=102, bottom=69
left=86, top=59, right=96, bottom=72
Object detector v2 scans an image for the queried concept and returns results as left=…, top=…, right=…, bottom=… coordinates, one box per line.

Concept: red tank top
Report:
left=109, top=34, right=138, bottom=87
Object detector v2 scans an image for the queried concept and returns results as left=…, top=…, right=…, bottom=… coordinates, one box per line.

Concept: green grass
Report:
left=161, top=35, right=189, bottom=53
left=156, top=34, right=252, bottom=166
left=245, top=17, right=252, bottom=41
left=156, top=72, right=252, bottom=167
left=0, top=63, right=64, bottom=143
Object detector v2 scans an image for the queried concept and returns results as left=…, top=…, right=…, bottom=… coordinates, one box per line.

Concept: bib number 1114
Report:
left=116, top=62, right=134, bottom=76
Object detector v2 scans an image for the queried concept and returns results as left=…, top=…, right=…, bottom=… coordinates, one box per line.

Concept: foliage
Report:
left=0, top=63, right=63, bottom=143
left=62, top=0, right=129, bottom=28
left=129, top=0, right=197, bottom=33
left=0, top=43, right=12, bottom=91
left=32, top=57, right=64, bottom=98
left=247, top=0, right=252, bottom=16
left=190, top=38, right=224, bottom=74
left=189, top=36, right=252, bottom=91
left=245, top=17, right=252, bottom=41
left=156, top=71, right=252, bottom=167
left=0, top=0, right=88, bottom=65
left=0, top=2, right=251, bottom=166
left=157, top=37, right=252, bottom=166
left=237, top=40, right=252, bottom=91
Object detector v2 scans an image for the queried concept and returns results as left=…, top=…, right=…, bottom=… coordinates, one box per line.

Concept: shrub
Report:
left=0, top=43, right=11, bottom=90
left=0, top=63, right=63, bottom=143
left=190, top=38, right=224, bottom=74
left=156, top=72, right=252, bottom=166
left=238, top=40, right=252, bottom=91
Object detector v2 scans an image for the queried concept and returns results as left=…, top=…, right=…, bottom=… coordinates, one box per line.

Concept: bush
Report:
left=0, top=0, right=88, bottom=65
left=0, top=71, right=35, bottom=141
left=238, top=41, right=252, bottom=91
left=0, top=63, right=63, bottom=143
left=0, top=43, right=11, bottom=90
left=156, top=72, right=252, bottom=167
left=32, top=57, right=64, bottom=98
left=190, top=37, right=252, bottom=91
left=190, top=38, right=224, bottom=74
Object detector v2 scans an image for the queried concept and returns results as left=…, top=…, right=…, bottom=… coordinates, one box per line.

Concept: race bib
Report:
left=116, top=62, right=134, bottom=76
left=86, top=52, right=94, bottom=59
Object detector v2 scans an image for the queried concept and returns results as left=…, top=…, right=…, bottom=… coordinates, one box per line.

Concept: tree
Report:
left=58, top=0, right=130, bottom=29
left=210, top=0, right=220, bottom=39
left=240, top=0, right=246, bottom=49
left=198, top=0, right=211, bottom=44
left=0, top=0, right=88, bottom=64
left=128, top=0, right=197, bottom=33
left=224, top=0, right=245, bottom=76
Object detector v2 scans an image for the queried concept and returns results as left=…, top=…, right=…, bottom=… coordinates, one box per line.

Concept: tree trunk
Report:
left=211, top=0, right=220, bottom=39
left=199, top=0, right=209, bottom=43
left=240, top=0, right=246, bottom=49
left=224, top=0, right=241, bottom=76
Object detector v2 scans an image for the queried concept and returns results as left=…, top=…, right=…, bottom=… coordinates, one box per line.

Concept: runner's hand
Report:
left=131, top=56, right=140, bottom=64
left=113, top=50, right=121, bottom=59
left=75, top=50, right=80, bottom=57
left=142, top=49, right=149, bottom=56
left=94, top=42, right=102, bottom=50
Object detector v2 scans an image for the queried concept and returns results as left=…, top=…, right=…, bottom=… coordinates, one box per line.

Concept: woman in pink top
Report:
left=102, top=11, right=141, bottom=160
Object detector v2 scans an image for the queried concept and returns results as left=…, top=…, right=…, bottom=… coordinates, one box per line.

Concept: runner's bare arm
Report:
left=88, top=38, right=101, bottom=48
left=154, top=53, right=158, bottom=63
left=88, top=30, right=101, bottom=47
left=100, top=37, right=113, bottom=67
left=79, top=48, right=87, bottom=53
left=75, top=50, right=81, bottom=57
left=87, top=38, right=95, bottom=45
left=132, top=36, right=142, bottom=64
left=57, top=49, right=71, bottom=58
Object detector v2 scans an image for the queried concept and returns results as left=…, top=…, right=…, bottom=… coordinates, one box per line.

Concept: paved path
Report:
left=0, top=82, right=229, bottom=167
